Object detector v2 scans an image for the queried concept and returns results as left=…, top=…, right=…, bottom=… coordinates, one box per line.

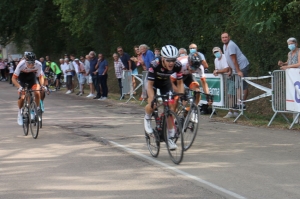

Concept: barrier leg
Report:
left=210, top=108, right=216, bottom=118
left=289, top=113, right=300, bottom=129
left=281, top=113, right=290, bottom=123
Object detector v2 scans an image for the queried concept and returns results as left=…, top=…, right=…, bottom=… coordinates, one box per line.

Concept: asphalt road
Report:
left=1, top=82, right=300, bottom=199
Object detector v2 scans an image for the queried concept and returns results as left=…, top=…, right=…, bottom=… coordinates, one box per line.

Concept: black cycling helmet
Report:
left=24, top=52, right=36, bottom=62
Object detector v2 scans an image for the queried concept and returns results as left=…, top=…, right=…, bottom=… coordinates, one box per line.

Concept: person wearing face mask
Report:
left=212, top=47, right=238, bottom=118
left=188, top=43, right=210, bottom=101
left=278, top=37, right=300, bottom=124
left=278, top=37, right=300, bottom=70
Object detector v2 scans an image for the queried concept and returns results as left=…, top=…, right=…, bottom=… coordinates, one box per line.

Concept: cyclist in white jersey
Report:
left=12, top=52, right=45, bottom=125
left=170, top=48, right=201, bottom=123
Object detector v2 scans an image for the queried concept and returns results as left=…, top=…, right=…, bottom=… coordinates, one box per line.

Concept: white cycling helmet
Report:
left=161, top=45, right=179, bottom=59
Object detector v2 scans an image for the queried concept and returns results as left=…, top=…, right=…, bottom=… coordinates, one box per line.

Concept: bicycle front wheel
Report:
left=29, top=101, right=39, bottom=139
left=164, top=110, right=184, bottom=165
left=182, top=103, right=199, bottom=151
left=22, top=106, right=29, bottom=136
left=145, top=113, right=160, bottom=157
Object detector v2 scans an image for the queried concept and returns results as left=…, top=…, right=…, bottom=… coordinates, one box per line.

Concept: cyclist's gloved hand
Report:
left=18, top=87, right=23, bottom=92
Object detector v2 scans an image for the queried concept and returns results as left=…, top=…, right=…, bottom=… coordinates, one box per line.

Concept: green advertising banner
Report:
left=193, top=73, right=224, bottom=106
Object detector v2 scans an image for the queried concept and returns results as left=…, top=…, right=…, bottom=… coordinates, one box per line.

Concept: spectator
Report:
left=64, top=58, right=75, bottom=94
left=139, top=44, right=155, bottom=100
left=211, top=47, right=238, bottom=118
left=48, top=59, right=62, bottom=91
left=117, top=46, right=137, bottom=94
left=59, top=58, right=66, bottom=86
left=113, top=53, right=125, bottom=99
left=154, top=47, right=161, bottom=58
left=278, top=37, right=300, bottom=124
left=139, top=44, right=155, bottom=71
left=130, top=45, right=143, bottom=70
left=70, top=54, right=80, bottom=94
left=221, top=32, right=249, bottom=109
left=82, top=55, right=95, bottom=98
left=278, top=37, right=300, bottom=69
left=40, top=57, right=46, bottom=72
left=74, top=58, right=86, bottom=96
left=96, top=53, right=108, bottom=100
left=0, top=59, right=7, bottom=81
left=89, top=51, right=101, bottom=99
left=8, top=60, right=16, bottom=85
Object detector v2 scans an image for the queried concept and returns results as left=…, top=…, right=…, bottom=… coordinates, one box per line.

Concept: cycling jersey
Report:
left=171, top=55, right=199, bottom=89
left=147, top=57, right=183, bottom=94
left=13, top=60, right=43, bottom=89
left=147, top=57, right=182, bottom=81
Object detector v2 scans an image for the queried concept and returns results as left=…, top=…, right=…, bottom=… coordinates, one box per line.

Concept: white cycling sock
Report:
left=145, top=114, right=151, bottom=119
left=168, top=129, right=175, bottom=139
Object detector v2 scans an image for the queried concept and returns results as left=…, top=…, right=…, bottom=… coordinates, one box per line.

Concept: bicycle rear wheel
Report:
left=182, top=103, right=199, bottom=151
left=145, top=114, right=160, bottom=157
left=29, top=101, right=39, bottom=139
left=164, top=110, right=184, bottom=164
left=22, top=106, right=29, bottom=136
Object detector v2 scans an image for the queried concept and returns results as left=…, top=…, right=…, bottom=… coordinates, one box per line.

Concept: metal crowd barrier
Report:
left=121, top=70, right=132, bottom=99
left=121, top=70, right=144, bottom=103
left=268, top=70, right=298, bottom=129
left=210, top=73, right=273, bottom=123
left=209, top=73, right=245, bottom=122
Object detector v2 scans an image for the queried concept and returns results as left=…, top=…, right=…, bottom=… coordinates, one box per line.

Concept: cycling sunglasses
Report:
left=165, top=58, right=176, bottom=62
left=26, top=61, right=35, bottom=64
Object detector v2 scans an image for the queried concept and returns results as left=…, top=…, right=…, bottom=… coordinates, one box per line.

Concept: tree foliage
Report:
left=1, top=0, right=300, bottom=75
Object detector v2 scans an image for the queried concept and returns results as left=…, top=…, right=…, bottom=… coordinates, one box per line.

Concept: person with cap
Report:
left=212, top=47, right=238, bottom=118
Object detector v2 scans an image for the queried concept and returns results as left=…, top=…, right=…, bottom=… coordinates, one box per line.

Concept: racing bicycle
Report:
left=177, top=89, right=214, bottom=150
left=20, top=84, right=43, bottom=139
left=145, top=92, right=184, bottom=164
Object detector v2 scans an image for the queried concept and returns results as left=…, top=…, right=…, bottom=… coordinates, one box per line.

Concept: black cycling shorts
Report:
left=18, top=72, right=38, bottom=89
left=152, top=79, right=173, bottom=95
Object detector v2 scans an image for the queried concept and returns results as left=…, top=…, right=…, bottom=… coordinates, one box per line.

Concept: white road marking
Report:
left=109, top=140, right=247, bottom=199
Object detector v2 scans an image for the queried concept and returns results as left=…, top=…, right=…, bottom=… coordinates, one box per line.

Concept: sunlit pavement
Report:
left=1, top=82, right=300, bottom=199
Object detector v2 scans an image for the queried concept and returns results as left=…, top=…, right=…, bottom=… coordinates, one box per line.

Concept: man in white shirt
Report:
left=212, top=47, right=238, bottom=118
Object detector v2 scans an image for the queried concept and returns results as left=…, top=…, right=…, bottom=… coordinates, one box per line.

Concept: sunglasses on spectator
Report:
left=165, top=58, right=176, bottom=62
left=189, top=47, right=196, bottom=49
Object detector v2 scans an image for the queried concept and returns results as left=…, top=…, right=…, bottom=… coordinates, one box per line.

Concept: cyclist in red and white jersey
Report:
left=12, top=52, right=45, bottom=125
left=170, top=48, right=201, bottom=123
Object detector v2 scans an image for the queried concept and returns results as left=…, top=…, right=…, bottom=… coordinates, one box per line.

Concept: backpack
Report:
left=189, top=52, right=202, bottom=70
